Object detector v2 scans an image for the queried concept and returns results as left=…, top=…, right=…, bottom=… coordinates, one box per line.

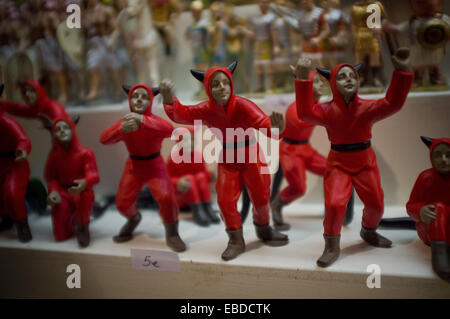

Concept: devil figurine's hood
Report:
left=125, top=84, right=160, bottom=115
left=20, top=80, right=52, bottom=110
left=421, top=136, right=450, bottom=168
left=318, top=63, right=361, bottom=110
left=51, top=116, right=80, bottom=152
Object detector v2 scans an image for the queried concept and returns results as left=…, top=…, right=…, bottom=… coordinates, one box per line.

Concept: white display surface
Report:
left=1, top=203, right=449, bottom=298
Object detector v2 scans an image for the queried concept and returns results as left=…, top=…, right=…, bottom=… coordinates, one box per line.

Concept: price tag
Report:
left=130, top=248, right=181, bottom=272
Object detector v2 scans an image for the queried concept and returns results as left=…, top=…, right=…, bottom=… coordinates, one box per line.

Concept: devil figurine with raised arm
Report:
left=406, top=136, right=450, bottom=283
left=160, top=61, right=288, bottom=261
left=293, top=48, right=414, bottom=267
left=45, top=118, right=99, bottom=247
left=0, top=84, right=32, bottom=242
left=100, top=84, right=186, bottom=252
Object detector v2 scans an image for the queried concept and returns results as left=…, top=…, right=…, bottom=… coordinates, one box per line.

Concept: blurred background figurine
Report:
left=45, top=118, right=99, bottom=247
left=148, top=0, right=181, bottom=79
left=243, top=0, right=277, bottom=92
left=185, top=0, right=210, bottom=96
left=351, top=0, right=386, bottom=90
left=83, top=0, right=122, bottom=102
left=319, top=0, right=351, bottom=68
left=384, top=0, right=450, bottom=89
left=109, top=0, right=160, bottom=86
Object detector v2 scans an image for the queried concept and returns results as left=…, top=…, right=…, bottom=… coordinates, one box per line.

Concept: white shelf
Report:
left=1, top=203, right=449, bottom=298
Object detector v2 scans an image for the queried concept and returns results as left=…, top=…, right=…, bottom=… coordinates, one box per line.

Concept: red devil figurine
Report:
left=0, top=84, right=32, bottom=242
left=160, top=61, right=288, bottom=261
left=293, top=48, right=414, bottom=267
left=45, top=117, right=100, bottom=247
left=0, top=79, right=69, bottom=129
left=167, top=126, right=220, bottom=227
left=100, top=84, right=186, bottom=252
left=406, top=136, right=450, bottom=282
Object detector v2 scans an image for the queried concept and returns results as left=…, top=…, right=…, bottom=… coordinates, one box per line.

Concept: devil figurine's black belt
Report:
left=223, top=137, right=257, bottom=150
left=130, top=152, right=161, bottom=160
left=282, top=138, right=309, bottom=145
left=0, top=151, right=16, bottom=158
left=331, top=141, right=371, bottom=152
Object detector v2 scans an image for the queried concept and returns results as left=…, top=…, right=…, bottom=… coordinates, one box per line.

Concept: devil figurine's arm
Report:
left=0, top=100, right=38, bottom=118
left=368, top=70, right=414, bottom=123
left=163, top=97, right=207, bottom=125
left=81, top=148, right=100, bottom=189
left=295, top=79, right=326, bottom=126
left=1, top=114, right=32, bottom=154
left=99, top=120, right=125, bottom=145
left=406, top=171, right=430, bottom=222
left=140, top=114, right=174, bottom=138
left=44, top=150, right=60, bottom=192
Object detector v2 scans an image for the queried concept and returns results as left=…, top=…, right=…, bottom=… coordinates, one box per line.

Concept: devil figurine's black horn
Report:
left=152, top=87, right=160, bottom=97
left=122, top=85, right=132, bottom=95
left=227, top=61, right=238, bottom=74
left=190, top=70, right=205, bottom=82
left=420, top=136, right=434, bottom=148
left=316, top=68, right=331, bottom=80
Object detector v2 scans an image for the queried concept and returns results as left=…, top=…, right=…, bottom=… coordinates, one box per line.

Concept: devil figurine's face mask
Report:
left=130, top=87, right=150, bottom=114
left=54, top=120, right=72, bottom=144
left=210, top=71, right=231, bottom=106
left=336, top=66, right=358, bottom=100
left=431, top=143, right=450, bottom=175
left=22, top=84, right=37, bottom=105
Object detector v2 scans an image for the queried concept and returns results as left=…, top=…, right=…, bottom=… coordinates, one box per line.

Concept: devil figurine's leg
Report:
left=242, top=161, right=288, bottom=247
left=50, top=193, right=75, bottom=242
left=3, top=161, right=32, bottom=242
left=113, top=161, right=144, bottom=243
left=74, top=190, right=95, bottom=248
left=146, top=157, right=185, bottom=252
left=427, top=203, right=450, bottom=282
left=216, top=164, right=245, bottom=261
left=352, top=166, right=392, bottom=248
left=319, top=168, right=353, bottom=267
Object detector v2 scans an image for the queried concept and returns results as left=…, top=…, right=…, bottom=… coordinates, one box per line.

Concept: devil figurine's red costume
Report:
left=0, top=80, right=69, bottom=127
left=406, top=137, right=450, bottom=282
left=162, top=62, right=288, bottom=261
left=168, top=149, right=211, bottom=206
left=166, top=126, right=219, bottom=226
left=296, top=59, right=414, bottom=267
left=270, top=71, right=326, bottom=230
left=0, top=84, right=32, bottom=242
left=45, top=118, right=99, bottom=246
left=100, top=84, right=186, bottom=252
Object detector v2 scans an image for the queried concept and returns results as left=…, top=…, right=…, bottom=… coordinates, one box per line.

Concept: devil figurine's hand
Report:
left=47, top=191, right=61, bottom=206
left=160, top=80, right=174, bottom=105
left=391, top=47, right=412, bottom=72
left=420, top=204, right=436, bottom=224
left=270, top=112, right=285, bottom=135
left=69, top=179, right=87, bottom=195
left=15, top=149, right=27, bottom=162
left=290, top=58, right=311, bottom=80
left=121, top=113, right=142, bottom=134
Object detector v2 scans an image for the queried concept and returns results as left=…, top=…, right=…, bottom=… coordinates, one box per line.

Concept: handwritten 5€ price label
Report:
left=130, top=248, right=181, bottom=272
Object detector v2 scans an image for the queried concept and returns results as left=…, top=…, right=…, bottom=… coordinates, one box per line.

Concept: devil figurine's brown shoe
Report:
left=270, top=194, right=290, bottom=231
left=255, top=223, right=288, bottom=246
left=222, top=228, right=245, bottom=261
left=163, top=221, right=186, bottom=252
left=360, top=226, right=392, bottom=248
left=317, top=234, right=341, bottom=268
left=113, top=212, right=142, bottom=243
left=76, top=224, right=90, bottom=248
